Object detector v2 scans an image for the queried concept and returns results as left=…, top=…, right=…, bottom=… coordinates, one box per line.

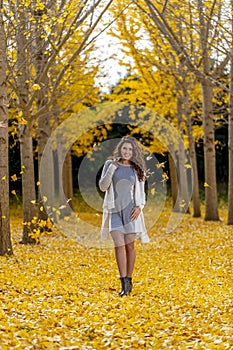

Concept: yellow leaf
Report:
left=151, top=188, right=156, bottom=196
left=31, top=200, right=36, bottom=204
left=11, top=174, right=17, bottom=181
left=1, top=175, right=6, bottom=181
left=32, top=83, right=41, bottom=91
left=37, top=181, right=40, bottom=186
left=185, top=164, right=192, bottom=169
left=11, top=190, right=16, bottom=195
left=156, top=161, right=166, bottom=168
left=18, top=117, right=27, bottom=125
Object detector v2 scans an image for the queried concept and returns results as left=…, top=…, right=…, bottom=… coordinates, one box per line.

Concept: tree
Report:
left=4, top=0, right=114, bottom=243
left=0, top=0, right=13, bottom=255
left=132, top=0, right=231, bottom=220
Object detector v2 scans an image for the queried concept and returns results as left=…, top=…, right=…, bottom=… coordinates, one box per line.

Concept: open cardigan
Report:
left=99, top=160, right=149, bottom=243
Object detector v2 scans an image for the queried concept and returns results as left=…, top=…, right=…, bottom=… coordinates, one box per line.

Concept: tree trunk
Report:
left=19, top=126, right=38, bottom=244
left=63, top=150, right=74, bottom=211
left=184, top=89, right=201, bottom=217
left=201, top=78, right=219, bottom=220
left=34, top=3, right=54, bottom=229
left=37, top=115, right=55, bottom=229
left=168, top=152, right=179, bottom=212
left=16, top=1, right=38, bottom=243
left=228, top=9, right=233, bottom=224
left=186, top=112, right=201, bottom=217
left=197, top=0, right=219, bottom=220
left=177, top=97, right=190, bottom=213
left=0, top=3, right=13, bottom=255
left=57, top=134, right=72, bottom=219
left=178, top=137, right=190, bottom=213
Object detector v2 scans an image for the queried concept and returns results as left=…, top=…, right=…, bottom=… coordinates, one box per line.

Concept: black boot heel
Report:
left=119, top=277, right=129, bottom=297
left=127, top=277, right=132, bottom=294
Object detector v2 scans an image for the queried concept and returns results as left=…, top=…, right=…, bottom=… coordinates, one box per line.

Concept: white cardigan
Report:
left=99, top=160, right=149, bottom=243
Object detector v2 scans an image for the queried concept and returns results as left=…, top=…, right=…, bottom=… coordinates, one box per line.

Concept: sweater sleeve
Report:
left=99, top=160, right=117, bottom=192
left=139, top=180, right=146, bottom=210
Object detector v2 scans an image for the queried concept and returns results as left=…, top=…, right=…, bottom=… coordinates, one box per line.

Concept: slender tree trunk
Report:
left=201, top=78, right=219, bottom=220
left=16, top=1, right=37, bottom=243
left=34, top=3, right=54, bottom=228
left=0, top=3, right=13, bottom=255
left=184, top=90, right=201, bottom=217
left=197, top=0, right=219, bottom=221
left=57, top=134, right=72, bottom=219
left=19, top=126, right=38, bottom=244
left=177, top=97, right=190, bottom=213
left=228, top=8, right=233, bottom=224
left=168, top=152, right=179, bottom=211
left=186, top=113, right=201, bottom=217
left=63, top=150, right=74, bottom=211
left=37, top=113, right=54, bottom=223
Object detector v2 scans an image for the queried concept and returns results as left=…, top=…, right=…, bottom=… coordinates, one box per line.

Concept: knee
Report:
left=125, top=242, right=135, bottom=254
left=115, top=245, right=125, bottom=253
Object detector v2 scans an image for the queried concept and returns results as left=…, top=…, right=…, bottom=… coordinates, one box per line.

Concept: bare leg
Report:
left=125, top=233, right=136, bottom=277
left=110, top=230, right=126, bottom=277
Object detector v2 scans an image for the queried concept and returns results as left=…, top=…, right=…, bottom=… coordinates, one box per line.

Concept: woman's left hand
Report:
left=131, top=206, right=141, bottom=221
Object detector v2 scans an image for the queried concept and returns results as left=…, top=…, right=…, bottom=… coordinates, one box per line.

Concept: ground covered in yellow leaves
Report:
left=1, top=205, right=233, bottom=349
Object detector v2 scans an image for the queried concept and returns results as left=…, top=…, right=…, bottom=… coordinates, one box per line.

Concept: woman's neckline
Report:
left=118, top=162, right=132, bottom=167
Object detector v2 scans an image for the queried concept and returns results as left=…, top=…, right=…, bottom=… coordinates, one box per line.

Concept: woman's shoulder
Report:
left=104, top=159, right=113, bottom=166
left=102, top=159, right=114, bottom=171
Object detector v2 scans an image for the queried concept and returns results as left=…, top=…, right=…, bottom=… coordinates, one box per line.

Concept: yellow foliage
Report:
left=1, top=206, right=232, bottom=348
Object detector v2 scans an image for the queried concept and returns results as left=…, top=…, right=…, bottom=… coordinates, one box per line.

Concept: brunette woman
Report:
left=99, top=136, right=149, bottom=296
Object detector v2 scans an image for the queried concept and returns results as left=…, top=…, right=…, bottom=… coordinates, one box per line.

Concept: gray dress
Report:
left=110, top=163, right=136, bottom=234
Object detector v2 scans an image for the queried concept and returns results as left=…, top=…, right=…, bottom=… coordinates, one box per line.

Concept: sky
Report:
left=94, top=33, right=130, bottom=93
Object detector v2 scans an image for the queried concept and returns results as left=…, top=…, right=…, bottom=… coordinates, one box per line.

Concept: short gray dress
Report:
left=110, top=163, right=136, bottom=234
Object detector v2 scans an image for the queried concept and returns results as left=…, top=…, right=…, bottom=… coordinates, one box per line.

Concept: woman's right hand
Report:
left=112, top=159, right=119, bottom=167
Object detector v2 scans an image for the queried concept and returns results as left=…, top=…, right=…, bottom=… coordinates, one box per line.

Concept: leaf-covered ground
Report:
left=1, top=204, right=233, bottom=349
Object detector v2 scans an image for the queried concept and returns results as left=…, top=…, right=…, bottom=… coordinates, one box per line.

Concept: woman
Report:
left=99, top=136, right=149, bottom=296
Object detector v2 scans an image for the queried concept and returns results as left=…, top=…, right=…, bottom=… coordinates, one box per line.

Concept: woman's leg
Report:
left=110, top=230, right=126, bottom=277
left=124, top=233, right=136, bottom=277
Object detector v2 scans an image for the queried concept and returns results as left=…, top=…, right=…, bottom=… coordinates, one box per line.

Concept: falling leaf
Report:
left=156, top=161, right=166, bottom=168
left=185, top=164, right=192, bottom=169
left=11, top=174, right=17, bottom=181
left=150, top=188, right=156, bottom=196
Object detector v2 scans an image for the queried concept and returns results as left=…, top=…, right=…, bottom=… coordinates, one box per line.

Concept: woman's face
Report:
left=120, top=142, right=133, bottom=161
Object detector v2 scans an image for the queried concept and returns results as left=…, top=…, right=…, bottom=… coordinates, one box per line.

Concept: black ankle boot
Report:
left=119, top=277, right=129, bottom=297
left=127, top=277, right=132, bottom=293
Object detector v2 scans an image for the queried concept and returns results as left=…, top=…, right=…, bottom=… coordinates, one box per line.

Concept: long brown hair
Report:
left=110, top=136, right=146, bottom=181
